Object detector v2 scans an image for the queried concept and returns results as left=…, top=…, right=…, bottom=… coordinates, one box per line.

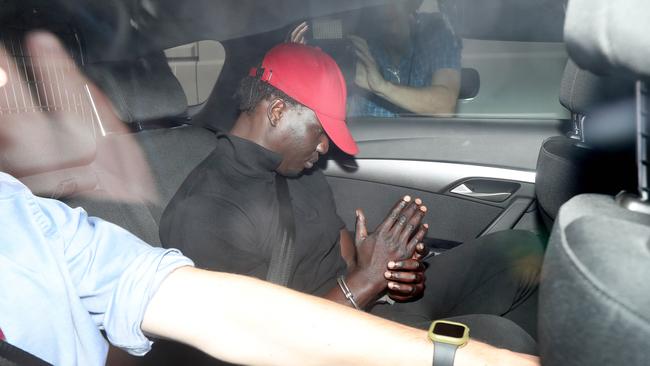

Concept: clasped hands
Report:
left=354, top=195, right=429, bottom=303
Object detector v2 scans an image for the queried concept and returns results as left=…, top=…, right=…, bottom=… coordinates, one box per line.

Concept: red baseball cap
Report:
left=249, top=43, right=358, bottom=155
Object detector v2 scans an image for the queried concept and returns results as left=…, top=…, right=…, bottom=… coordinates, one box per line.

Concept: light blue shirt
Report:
left=0, top=172, right=194, bottom=365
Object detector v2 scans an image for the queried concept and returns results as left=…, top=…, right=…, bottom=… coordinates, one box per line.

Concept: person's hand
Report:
left=348, top=35, right=388, bottom=94
left=286, top=21, right=309, bottom=44
left=385, top=234, right=428, bottom=302
left=0, top=31, right=157, bottom=202
left=351, top=195, right=428, bottom=295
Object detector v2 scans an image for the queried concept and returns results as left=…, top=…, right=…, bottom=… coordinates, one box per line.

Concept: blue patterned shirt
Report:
left=0, top=172, right=194, bottom=365
left=348, top=12, right=462, bottom=117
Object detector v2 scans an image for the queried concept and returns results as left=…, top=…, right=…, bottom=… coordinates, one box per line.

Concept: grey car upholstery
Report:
left=79, top=54, right=216, bottom=242
left=535, top=137, right=599, bottom=226
left=565, top=0, right=650, bottom=78
left=539, top=195, right=650, bottom=366
left=535, top=59, right=635, bottom=228
left=85, top=52, right=188, bottom=126
left=559, top=59, right=633, bottom=116
left=539, top=0, right=650, bottom=365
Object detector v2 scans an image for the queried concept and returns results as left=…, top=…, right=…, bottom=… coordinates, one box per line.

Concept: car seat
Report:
left=535, top=59, right=636, bottom=230
left=538, top=0, right=650, bottom=365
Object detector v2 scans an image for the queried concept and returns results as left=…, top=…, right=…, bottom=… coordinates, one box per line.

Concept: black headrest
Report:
left=565, top=0, right=650, bottom=78
left=85, top=52, right=188, bottom=125
left=559, top=60, right=634, bottom=115
left=539, top=194, right=650, bottom=366
left=535, top=136, right=634, bottom=226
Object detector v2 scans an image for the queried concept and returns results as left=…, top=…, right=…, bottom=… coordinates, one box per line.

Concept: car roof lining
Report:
left=2, top=0, right=568, bottom=63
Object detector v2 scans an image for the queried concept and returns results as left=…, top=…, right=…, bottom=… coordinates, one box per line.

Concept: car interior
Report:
left=0, top=0, right=648, bottom=365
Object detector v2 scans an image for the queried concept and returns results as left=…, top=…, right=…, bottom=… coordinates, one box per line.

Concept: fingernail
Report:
left=420, top=206, right=427, bottom=213
left=388, top=282, right=397, bottom=290
left=424, top=223, right=429, bottom=229
left=417, top=243, right=424, bottom=250
left=384, top=271, right=392, bottom=278
left=388, top=261, right=395, bottom=269
left=415, top=198, right=422, bottom=205
left=403, top=195, right=411, bottom=202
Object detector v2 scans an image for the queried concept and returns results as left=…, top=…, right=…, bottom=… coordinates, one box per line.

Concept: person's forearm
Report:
left=375, top=82, right=457, bottom=116
left=143, top=267, right=539, bottom=366
left=143, top=266, right=429, bottom=365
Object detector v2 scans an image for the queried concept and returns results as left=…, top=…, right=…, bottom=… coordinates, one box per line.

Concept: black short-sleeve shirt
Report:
left=160, top=133, right=347, bottom=295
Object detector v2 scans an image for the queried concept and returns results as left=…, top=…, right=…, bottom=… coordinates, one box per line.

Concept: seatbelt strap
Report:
left=266, top=175, right=296, bottom=286
left=0, top=339, right=52, bottom=366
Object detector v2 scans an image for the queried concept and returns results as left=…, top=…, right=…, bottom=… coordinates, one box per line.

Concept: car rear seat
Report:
left=84, top=52, right=217, bottom=229
left=539, top=0, right=650, bottom=364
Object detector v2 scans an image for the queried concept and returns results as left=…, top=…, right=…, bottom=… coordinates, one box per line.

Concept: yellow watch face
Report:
left=428, top=320, right=470, bottom=347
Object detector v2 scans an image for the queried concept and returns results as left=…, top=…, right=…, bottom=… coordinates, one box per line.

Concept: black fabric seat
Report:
left=539, top=194, right=650, bottom=366
left=532, top=59, right=635, bottom=232
left=538, top=0, right=650, bottom=365
left=78, top=51, right=217, bottom=244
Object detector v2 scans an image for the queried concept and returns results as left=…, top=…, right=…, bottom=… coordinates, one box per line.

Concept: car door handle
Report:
left=450, top=183, right=512, bottom=201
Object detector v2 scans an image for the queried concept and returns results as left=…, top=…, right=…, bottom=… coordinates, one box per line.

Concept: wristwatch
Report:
left=428, top=320, right=470, bottom=366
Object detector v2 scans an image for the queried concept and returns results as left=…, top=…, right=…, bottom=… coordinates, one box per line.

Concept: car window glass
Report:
left=338, top=0, right=569, bottom=120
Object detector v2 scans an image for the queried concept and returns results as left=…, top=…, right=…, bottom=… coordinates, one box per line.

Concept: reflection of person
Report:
left=350, top=0, right=462, bottom=117
left=161, top=43, right=543, bottom=341
left=290, top=0, right=462, bottom=117
left=0, top=34, right=540, bottom=366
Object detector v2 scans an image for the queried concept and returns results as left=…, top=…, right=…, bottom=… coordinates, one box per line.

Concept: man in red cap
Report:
left=161, top=43, right=542, bottom=341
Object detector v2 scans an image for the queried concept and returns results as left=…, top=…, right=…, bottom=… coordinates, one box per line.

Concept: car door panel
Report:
left=323, top=117, right=567, bottom=245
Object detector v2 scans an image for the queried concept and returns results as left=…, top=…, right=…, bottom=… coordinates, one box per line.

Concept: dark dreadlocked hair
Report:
left=235, top=72, right=300, bottom=114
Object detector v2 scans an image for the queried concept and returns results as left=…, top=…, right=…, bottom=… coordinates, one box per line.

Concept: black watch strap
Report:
left=432, top=341, right=457, bottom=366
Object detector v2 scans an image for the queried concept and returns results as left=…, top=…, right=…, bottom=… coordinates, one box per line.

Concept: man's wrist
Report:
left=374, top=79, right=393, bottom=97
left=344, top=269, right=385, bottom=308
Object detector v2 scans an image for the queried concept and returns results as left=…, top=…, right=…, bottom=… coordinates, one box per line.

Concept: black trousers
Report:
left=371, top=230, right=544, bottom=344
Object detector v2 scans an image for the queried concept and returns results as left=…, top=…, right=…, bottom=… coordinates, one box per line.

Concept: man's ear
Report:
left=267, top=98, right=286, bottom=127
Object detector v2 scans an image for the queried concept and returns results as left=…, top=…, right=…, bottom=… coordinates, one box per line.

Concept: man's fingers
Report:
left=354, top=208, right=368, bottom=244
left=290, top=22, right=309, bottom=44
left=397, top=205, right=426, bottom=244
left=388, top=278, right=425, bottom=302
left=390, top=199, right=423, bottom=241
left=406, top=223, right=429, bottom=256
left=349, top=37, right=376, bottom=66
left=387, top=259, right=423, bottom=272
left=352, top=43, right=377, bottom=69
left=348, top=35, right=371, bottom=54
left=413, top=241, right=429, bottom=261
left=378, top=196, right=411, bottom=233
left=387, top=281, right=424, bottom=295
left=24, top=32, right=89, bottom=121
left=353, top=50, right=374, bottom=69
left=289, top=22, right=307, bottom=40
left=384, top=270, right=423, bottom=284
